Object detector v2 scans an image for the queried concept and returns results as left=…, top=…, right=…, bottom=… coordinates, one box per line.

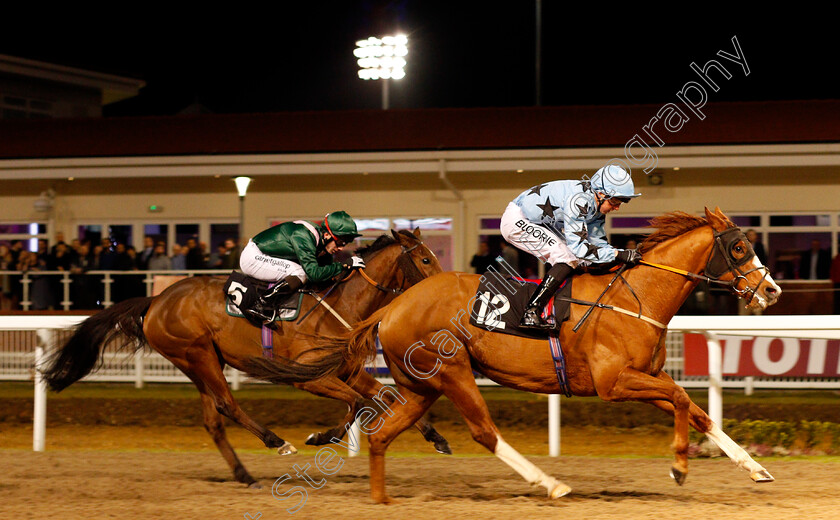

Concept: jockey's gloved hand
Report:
left=342, top=256, right=366, bottom=270
left=616, top=249, right=642, bottom=266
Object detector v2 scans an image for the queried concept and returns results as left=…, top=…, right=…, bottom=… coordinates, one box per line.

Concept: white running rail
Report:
left=3, top=315, right=839, bottom=454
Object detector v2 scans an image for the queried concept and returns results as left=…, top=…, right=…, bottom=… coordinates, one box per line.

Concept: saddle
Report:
left=469, top=273, right=573, bottom=339
left=222, top=272, right=304, bottom=325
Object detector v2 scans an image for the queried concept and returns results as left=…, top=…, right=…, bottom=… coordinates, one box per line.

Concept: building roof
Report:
left=0, top=54, right=146, bottom=105
left=1, top=100, right=839, bottom=160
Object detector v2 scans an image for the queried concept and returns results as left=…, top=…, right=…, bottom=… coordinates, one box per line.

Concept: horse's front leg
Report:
left=595, top=366, right=692, bottom=485
left=348, top=370, right=452, bottom=455
left=647, top=372, right=774, bottom=483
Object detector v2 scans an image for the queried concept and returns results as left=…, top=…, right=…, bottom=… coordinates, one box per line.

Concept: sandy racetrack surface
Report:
left=1, top=450, right=838, bottom=520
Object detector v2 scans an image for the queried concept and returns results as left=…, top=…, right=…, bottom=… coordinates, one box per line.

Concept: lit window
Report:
left=393, top=218, right=452, bottom=231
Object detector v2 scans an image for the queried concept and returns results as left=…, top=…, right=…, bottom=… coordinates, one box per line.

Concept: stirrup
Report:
left=263, top=281, right=290, bottom=305
left=519, top=307, right=556, bottom=330
left=245, top=306, right=276, bottom=324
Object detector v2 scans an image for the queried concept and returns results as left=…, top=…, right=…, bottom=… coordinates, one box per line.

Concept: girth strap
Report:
left=261, top=325, right=274, bottom=359
left=558, top=296, right=667, bottom=329
left=543, top=303, right=572, bottom=397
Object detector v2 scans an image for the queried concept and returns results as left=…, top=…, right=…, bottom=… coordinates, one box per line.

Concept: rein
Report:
left=568, top=226, right=767, bottom=331
left=639, top=226, right=769, bottom=301
left=297, top=238, right=427, bottom=327
left=562, top=266, right=668, bottom=331
left=358, top=268, right=402, bottom=294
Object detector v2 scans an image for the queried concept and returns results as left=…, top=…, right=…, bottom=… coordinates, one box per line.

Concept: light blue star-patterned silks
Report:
left=511, top=177, right=619, bottom=263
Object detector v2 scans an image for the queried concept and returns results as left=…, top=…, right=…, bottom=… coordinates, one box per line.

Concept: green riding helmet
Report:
left=322, top=211, right=362, bottom=245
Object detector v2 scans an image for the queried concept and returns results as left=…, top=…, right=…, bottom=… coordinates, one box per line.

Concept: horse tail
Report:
left=241, top=307, right=388, bottom=385
left=41, top=297, right=153, bottom=392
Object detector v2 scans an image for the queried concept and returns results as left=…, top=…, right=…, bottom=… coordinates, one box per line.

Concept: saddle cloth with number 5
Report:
left=222, top=271, right=304, bottom=322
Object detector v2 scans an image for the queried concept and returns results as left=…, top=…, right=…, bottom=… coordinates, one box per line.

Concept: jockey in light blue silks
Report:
left=500, top=165, right=644, bottom=330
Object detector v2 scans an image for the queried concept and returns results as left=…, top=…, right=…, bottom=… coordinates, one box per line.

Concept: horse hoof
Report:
left=305, top=433, right=323, bottom=446
left=248, top=481, right=263, bottom=490
left=549, top=482, right=572, bottom=499
left=750, top=469, right=775, bottom=483
left=670, top=466, right=687, bottom=486
left=434, top=440, right=453, bottom=455
left=277, top=442, right=298, bottom=455
left=373, top=495, right=396, bottom=505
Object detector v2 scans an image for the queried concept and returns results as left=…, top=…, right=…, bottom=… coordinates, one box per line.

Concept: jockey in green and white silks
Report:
left=499, top=165, right=643, bottom=330
left=239, top=210, right=363, bottom=322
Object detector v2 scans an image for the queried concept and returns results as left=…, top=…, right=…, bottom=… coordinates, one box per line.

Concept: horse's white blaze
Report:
left=494, top=435, right=570, bottom=497
left=747, top=256, right=781, bottom=309
left=705, top=423, right=773, bottom=480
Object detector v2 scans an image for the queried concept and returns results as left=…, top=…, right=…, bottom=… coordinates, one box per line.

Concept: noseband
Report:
left=705, top=227, right=770, bottom=301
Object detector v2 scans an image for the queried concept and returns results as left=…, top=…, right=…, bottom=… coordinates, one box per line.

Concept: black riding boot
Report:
left=519, top=263, right=573, bottom=330
left=246, top=277, right=303, bottom=324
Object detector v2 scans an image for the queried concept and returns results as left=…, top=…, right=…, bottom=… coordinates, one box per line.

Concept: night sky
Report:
left=0, top=4, right=832, bottom=116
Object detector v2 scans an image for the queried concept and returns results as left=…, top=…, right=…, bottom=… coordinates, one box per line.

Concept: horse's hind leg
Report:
left=197, top=389, right=260, bottom=488
left=647, top=372, right=774, bottom=482
left=440, top=366, right=571, bottom=498
left=186, top=343, right=297, bottom=455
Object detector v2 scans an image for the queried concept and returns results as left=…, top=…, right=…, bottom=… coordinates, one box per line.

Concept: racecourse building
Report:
left=1, top=100, right=839, bottom=314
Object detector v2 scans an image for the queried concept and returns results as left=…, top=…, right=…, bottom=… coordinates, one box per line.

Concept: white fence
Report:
left=2, top=314, right=839, bottom=454
left=2, top=269, right=230, bottom=311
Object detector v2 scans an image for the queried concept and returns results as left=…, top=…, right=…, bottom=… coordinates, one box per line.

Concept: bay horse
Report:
left=285, top=207, right=780, bottom=502
left=42, top=229, right=449, bottom=488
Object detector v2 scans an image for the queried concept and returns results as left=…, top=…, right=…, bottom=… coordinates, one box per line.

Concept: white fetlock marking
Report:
left=705, top=423, right=767, bottom=476
left=494, top=436, right=570, bottom=497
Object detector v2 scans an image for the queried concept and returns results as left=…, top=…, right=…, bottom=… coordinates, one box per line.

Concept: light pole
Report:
left=233, top=176, right=252, bottom=248
left=355, top=34, right=408, bottom=110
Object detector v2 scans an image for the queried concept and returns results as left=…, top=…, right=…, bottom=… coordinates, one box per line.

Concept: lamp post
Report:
left=355, top=34, right=408, bottom=110
left=233, top=176, right=252, bottom=248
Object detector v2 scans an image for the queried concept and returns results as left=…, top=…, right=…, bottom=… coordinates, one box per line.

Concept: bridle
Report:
left=640, top=226, right=770, bottom=303
left=296, top=239, right=429, bottom=327
left=352, top=240, right=428, bottom=295
left=569, top=225, right=772, bottom=332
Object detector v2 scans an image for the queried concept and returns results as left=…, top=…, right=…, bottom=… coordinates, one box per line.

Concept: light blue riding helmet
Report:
left=591, top=165, right=642, bottom=200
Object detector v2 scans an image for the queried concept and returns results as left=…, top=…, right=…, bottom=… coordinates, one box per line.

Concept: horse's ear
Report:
left=391, top=229, right=412, bottom=247
left=705, top=206, right=728, bottom=231
left=714, top=206, right=725, bottom=218
left=412, top=227, right=422, bottom=239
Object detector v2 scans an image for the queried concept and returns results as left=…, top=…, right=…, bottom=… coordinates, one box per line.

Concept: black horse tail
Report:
left=242, top=307, right=387, bottom=385
left=41, top=297, right=153, bottom=392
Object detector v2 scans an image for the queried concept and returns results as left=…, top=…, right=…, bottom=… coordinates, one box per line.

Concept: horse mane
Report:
left=354, top=230, right=415, bottom=259
left=637, top=211, right=731, bottom=254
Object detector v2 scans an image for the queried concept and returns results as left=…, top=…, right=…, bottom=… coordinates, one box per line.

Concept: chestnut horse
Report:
left=42, top=229, right=448, bottom=488
left=298, top=208, right=781, bottom=502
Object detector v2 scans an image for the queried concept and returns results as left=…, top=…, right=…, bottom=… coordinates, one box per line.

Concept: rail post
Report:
left=134, top=353, right=145, bottom=389
left=703, top=331, right=723, bottom=427
left=548, top=393, right=561, bottom=456
left=61, top=272, right=72, bottom=310
left=21, top=273, right=31, bottom=310
left=230, top=368, right=241, bottom=391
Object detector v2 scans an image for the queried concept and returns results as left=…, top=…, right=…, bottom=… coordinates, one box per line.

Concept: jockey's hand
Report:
left=616, top=249, right=642, bottom=266
left=342, top=256, right=366, bottom=270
